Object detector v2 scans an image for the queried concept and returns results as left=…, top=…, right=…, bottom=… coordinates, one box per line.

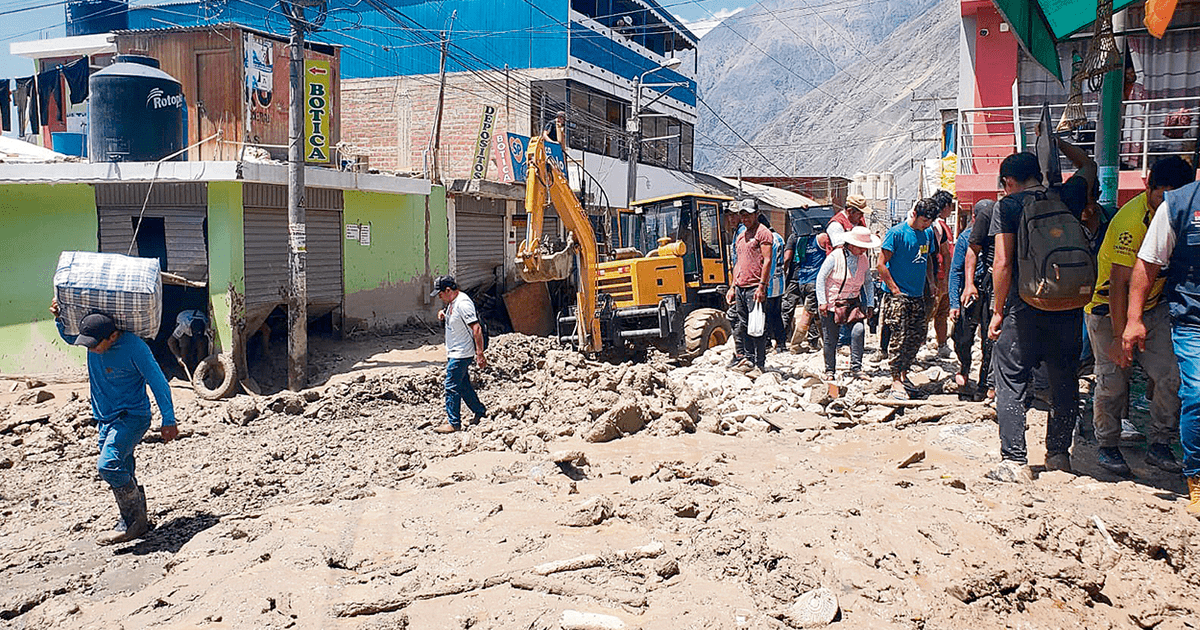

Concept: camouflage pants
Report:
left=885, top=294, right=928, bottom=378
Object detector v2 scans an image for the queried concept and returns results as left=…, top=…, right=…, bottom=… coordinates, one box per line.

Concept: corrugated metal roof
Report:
left=114, top=20, right=342, bottom=47
left=709, top=175, right=818, bottom=209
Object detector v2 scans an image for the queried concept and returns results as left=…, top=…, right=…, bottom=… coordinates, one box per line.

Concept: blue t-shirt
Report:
left=787, top=231, right=826, bottom=286
left=948, top=227, right=972, bottom=311
left=57, top=321, right=176, bottom=426
left=882, top=220, right=933, bottom=298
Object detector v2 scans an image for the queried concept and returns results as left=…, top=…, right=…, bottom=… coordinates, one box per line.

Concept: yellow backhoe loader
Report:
left=515, top=136, right=733, bottom=358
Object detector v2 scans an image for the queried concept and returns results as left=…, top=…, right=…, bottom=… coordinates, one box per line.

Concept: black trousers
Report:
left=727, top=300, right=743, bottom=359
left=994, top=304, right=1082, bottom=463
left=735, top=287, right=767, bottom=368
left=951, top=300, right=978, bottom=377
left=765, top=295, right=786, bottom=347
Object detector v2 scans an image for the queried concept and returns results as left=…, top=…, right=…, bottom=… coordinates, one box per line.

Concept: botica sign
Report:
left=304, top=60, right=331, bottom=163
left=470, top=104, right=497, bottom=180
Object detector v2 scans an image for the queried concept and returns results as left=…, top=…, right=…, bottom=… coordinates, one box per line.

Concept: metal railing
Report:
left=957, top=96, right=1199, bottom=175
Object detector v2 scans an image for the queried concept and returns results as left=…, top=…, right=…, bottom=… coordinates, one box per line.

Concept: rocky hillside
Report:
left=694, top=0, right=958, bottom=196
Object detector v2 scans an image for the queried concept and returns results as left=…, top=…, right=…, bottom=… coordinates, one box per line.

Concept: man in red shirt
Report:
left=825, top=194, right=869, bottom=251
left=726, top=198, right=774, bottom=375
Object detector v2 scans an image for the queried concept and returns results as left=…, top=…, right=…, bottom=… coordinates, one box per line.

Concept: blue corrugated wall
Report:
left=127, top=0, right=569, bottom=78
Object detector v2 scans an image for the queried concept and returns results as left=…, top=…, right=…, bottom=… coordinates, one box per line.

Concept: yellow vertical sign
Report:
left=304, top=60, right=331, bottom=163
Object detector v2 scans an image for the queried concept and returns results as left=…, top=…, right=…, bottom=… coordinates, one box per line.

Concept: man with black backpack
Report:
left=987, top=151, right=1097, bottom=482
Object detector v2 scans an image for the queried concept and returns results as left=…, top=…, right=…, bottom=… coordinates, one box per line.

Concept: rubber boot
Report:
left=97, top=481, right=150, bottom=546
left=1188, top=477, right=1200, bottom=518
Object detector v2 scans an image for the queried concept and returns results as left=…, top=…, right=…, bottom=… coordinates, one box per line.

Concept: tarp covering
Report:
left=992, top=0, right=1139, bottom=80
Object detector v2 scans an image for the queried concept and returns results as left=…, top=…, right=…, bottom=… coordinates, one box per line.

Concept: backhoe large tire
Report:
left=682, top=308, right=732, bottom=361
left=192, top=353, right=238, bottom=400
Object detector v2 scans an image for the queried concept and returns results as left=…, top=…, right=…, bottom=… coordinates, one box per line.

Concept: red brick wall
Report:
left=342, top=70, right=552, bottom=178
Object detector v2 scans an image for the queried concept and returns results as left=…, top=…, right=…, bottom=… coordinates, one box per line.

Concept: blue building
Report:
left=121, top=0, right=699, bottom=181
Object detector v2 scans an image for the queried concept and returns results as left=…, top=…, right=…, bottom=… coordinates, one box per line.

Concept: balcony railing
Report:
left=957, top=96, right=1199, bottom=176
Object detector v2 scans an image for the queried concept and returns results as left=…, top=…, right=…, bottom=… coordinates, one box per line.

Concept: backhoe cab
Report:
left=516, top=136, right=733, bottom=359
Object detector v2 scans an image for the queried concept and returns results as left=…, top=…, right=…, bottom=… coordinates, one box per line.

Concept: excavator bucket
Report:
left=516, top=233, right=576, bottom=283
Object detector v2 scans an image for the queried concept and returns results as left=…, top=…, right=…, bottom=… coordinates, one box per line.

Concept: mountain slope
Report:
left=694, top=0, right=958, bottom=196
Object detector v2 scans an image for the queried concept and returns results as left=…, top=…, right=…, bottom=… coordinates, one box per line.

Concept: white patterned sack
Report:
left=53, top=251, right=162, bottom=339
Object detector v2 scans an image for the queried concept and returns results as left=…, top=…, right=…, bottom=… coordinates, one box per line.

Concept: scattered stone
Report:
left=897, top=451, right=926, bottom=469
left=550, top=450, right=589, bottom=466
left=582, top=400, right=646, bottom=443
left=15, top=389, right=54, bottom=405
left=652, top=555, right=680, bottom=579
left=226, top=398, right=260, bottom=425
left=557, top=496, right=613, bottom=527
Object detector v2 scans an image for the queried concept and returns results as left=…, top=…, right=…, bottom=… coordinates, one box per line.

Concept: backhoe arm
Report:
left=516, top=137, right=602, bottom=352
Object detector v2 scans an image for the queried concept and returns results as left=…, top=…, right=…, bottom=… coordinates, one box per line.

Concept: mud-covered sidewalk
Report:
left=0, top=332, right=1196, bottom=629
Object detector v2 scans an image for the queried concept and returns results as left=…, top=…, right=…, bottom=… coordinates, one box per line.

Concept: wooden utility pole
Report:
left=429, top=10, right=456, bottom=182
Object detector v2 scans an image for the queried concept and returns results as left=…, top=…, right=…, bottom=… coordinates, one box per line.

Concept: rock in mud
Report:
left=226, top=398, right=260, bottom=425
left=550, top=450, right=589, bottom=466
left=557, top=496, right=614, bottom=527
left=582, top=400, right=646, bottom=443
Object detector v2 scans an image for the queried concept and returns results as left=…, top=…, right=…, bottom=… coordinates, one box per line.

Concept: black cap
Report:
left=431, top=275, right=458, bottom=297
left=75, top=313, right=117, bottom=349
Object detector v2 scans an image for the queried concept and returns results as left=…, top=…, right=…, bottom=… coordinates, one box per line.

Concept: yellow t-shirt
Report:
left=1086, top=192, right=1166, bottom=315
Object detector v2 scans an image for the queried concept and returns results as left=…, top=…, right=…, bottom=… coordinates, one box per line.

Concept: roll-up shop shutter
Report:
left=243, top=184, right=343, bottom=321
left=95, top=182, right=208, bottom=282
left=453, top=197, right=506, bottom=291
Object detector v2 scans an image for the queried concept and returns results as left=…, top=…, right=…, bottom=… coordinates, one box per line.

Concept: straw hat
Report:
left=846, top=195, right=870, bottom=213
left=842, top=225, right=882, bottom=249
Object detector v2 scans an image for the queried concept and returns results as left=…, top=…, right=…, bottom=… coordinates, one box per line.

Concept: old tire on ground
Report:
left=192, top=353, right=238, bottom=400
left=682, top=308, right=732, bottom=360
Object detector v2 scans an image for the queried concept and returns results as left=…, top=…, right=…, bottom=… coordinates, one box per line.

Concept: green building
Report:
left=0, top=161, right=447, bottom=377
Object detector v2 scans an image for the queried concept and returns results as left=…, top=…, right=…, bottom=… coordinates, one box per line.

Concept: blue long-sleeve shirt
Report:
left=948, top=227, right=972, bottom=312
left=57, top=321, right=176, bottom=426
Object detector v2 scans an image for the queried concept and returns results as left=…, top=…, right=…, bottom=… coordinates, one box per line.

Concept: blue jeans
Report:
left=445, top=357, right=485, bottom=428
left=1172, top=323, right=1200, bottom=477
left=97, top=413, right=151, bottom=489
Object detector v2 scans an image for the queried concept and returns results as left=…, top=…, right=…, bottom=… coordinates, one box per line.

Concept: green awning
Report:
left=991, top=0, right=1139, bottom=81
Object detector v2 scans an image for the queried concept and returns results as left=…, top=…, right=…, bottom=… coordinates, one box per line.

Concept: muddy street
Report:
left=1, top=332, right=1197, bottom=630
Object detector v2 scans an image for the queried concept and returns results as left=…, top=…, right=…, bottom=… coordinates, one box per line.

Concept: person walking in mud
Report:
left=51, top=302, right=178, bottom=546
left=1123, top=176, right=1200, bottom=518
left=877, top=199, right=939, bottom=400
left=726, top=198, right=775, bottom=376
left=1087, top=157, right=1193, bottom=477
left=987, top=151, right=1092, bottom=482
left=433, top=275, right=488, bottom=434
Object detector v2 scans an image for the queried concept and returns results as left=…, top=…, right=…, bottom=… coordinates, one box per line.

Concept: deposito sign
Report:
left=471, top=104, right=497, bottom=180
left=304, top=60, right=331, bottom=163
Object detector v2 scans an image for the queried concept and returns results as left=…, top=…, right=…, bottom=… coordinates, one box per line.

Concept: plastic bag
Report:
left=747, top=302, right=766, bottom=337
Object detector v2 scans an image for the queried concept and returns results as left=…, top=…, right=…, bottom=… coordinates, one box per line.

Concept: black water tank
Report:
left=66, top=0, right=128, bottom=36
left=89, top=55, right=186, bottom=163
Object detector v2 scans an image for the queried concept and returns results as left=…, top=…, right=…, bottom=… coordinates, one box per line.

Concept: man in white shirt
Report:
left=432, top=276, right=488, bottom=434
left=1123, top=176, right=1200, bottom=518
left=168, top=309, right=208, bottom=377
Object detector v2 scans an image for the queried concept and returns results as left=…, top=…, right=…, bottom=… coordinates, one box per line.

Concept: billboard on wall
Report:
left=304, top=60, right=331, bottom=163
left=471, top=105, right=498, bottom=180
left=492, top=133, right=566, bottom=183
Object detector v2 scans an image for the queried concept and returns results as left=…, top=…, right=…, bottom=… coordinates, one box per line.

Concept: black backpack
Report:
left=1016, top=189, right=1097, bottom=311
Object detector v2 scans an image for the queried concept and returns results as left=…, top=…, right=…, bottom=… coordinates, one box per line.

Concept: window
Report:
left=132, top=216, right=168, bottom=272
left=698, top=202, right=721, bottom=259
